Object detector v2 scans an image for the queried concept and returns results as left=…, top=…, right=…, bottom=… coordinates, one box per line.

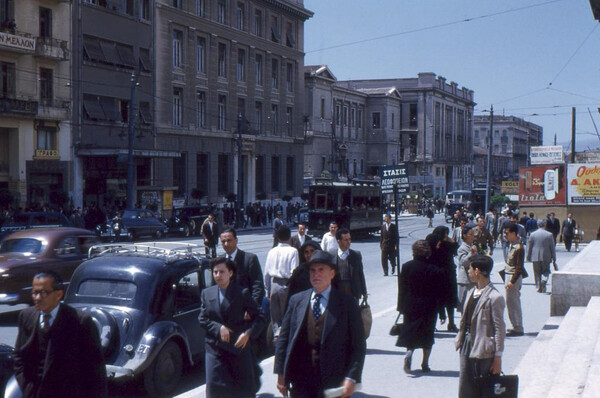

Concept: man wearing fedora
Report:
left=275, top=250, right=365, bottom=398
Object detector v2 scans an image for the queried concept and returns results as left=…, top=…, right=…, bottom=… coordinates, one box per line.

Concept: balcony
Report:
left=0, top=29, right=35, bottom=54
left=35, top=37, right=69, bottom=61
left=0, top=97, right=38, bottom=117
left=37, top=99, right=70, bottom=120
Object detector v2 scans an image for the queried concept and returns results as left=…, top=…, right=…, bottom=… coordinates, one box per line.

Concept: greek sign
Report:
left=0, top=32, right=35, bottom=52
left=379, top=164, right=409, bottom=195
left=530, top=146, right=564, bottom=165
left=567, top=163, right=600, bottom=205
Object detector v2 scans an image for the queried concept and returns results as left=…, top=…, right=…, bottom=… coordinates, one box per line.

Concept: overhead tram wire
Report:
left=548, top=24, right=599, bottom=87
left=305, top=0, right=567, bottom=54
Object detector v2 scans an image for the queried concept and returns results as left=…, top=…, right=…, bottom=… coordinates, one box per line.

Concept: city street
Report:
left=0, top=213, right=583, bottom=397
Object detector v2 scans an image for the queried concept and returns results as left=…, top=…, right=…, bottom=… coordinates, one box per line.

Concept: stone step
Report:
left=513, top=315, right=562, bottom=377
left=518, top=306, right=586, bottom=398
left=582, top=317, right=600, bottom=398
left=547, top=297, right=600, bottom=398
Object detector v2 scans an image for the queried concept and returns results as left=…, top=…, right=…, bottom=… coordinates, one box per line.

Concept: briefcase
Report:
left=360, top=298, right=372, bottom=339
left=476, top=373, right=518, bottom=398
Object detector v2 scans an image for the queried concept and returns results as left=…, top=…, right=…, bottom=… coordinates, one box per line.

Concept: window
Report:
left=255, top=54, right=263, bottom=86
left=100, top=41, right=122, bottom=65
left=350, top=108, right=355, bottom=127
left=139, top=48, right=152, bottom=72
left=343, top=106, right=348, bottom=126
left=116, top=44, right=135, bottom=68
left=286, top=22, right=295, bottom=48
left=237, top=49, right=245, bottom=82
left=409, top=103, right=417, bottom=128
left=270, top=15, right=280, bottom=43
left=255, top=101, right=262, bottom=132
left=39, top=68, right=53, bottom=106
left=172, top=0, right=182, bottom=8
left=335, top=105, right=341, bottom=125
left=271, top=156, right=280, bottom=191
left=218, top=43, right=227, bottom=77
left=271, top=104, right=278, bottom=133
left=217, top=154, right=229, bottom=195
left=118, top=99, right=129, bottom=123
left=255, top=155, right=265, bottom=194
left=82, top=96, right=106, bottom=120
left=271, top=58, right=278, bottom=89
left=254, top=9, right=262, bottom=36
left=0, top=0, right=14, bottom=24
left=372, top=112, right=381, bottom=129
left=286, top=156, right=294, bottom=190
left=173, top=152, right=187, bottom=196
left=37, top=126, right=56, bottom=150
left=39, top=7, right=52, bottom=38
left=286, top=107, right=293, bottom=136
left=236, top=2, right=244, bottom=30
left=217, top=1, right=226, bottom=24
left=286, top=63, right=293, bottom=92
left=0, top=61, right=14, bottom=97
left=196, top=153, right=209, bottom=198
left=173, top=272, right=200, bottom=312
left=173, top=87, right=183, bottom=126
left=320, top=98, right=325, bottom=119
left=140, top=0, right=150, bottom=20
left=172, top=29, right=183, bottom=68
left=83, top=36, right=105, bottom=62
left=99, top=96, right=119, bottom=121
left=139, top=102, right=152, bottom=124
left=196, top=37, right=206, bottom=73
left=237, top=97, right=246, bottom=120
left=358, top=109, right=363, bottom=129
left=218, top=95, right=227, bottom=130
left=195, top=0, right=204, bottom=16
left=197, top=91, right=206, bottom=128
left=391, top=112, right=395, bottom=129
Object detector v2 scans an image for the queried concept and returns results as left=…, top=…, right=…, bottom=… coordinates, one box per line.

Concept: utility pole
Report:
left=126, top=71, right=138, bottom=210
left=485, top=105, right=494, bottom=213
left=571, top=107, right=576, bottom=163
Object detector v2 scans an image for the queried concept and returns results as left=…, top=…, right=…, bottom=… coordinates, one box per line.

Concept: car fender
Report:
left=4, top=376, right=22, bottom=398
left=111, top=321, right=193, bottom=377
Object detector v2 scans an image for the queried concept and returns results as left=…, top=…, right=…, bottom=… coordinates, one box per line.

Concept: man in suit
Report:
left=380, top=213, right=398, bottom=276
left=504, top=223, right=527, bottom=336
left=290, top=222, right=312, bottom=253
left=527, top=219, right=557, bottom=293
left=14, top=271, right=107, bottom=398
left=275, top=250, right=366, bottom=398
left=273, top=211, right=285, bottom=247
left=202, top=214, right=219, bottom=258
left=561, top=212, right=577, bottom=252
left=335, top=228, right=368, bottom=302
left=546, top=212, right=561, bottom=244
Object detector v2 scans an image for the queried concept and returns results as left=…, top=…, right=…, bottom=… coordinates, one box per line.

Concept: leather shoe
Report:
left=447, top=324, right=459, bottom=333
left=421, top=364, right=431, bottom=372
left=403, top=355, right=411, bottom=373
left=507, top=330, right=524, bottom=337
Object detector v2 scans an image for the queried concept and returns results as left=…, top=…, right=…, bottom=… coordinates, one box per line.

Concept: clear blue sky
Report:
left=303, top=0, right=600, bottom=151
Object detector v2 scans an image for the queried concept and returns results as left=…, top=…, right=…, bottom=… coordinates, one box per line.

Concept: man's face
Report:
left=309, top=263, right=335, bottom=293
left=550, top=213, right=555, bottom=219
left=32, top=277, right=63, bottom=313
left=337, top=232, right=351, bottom=251
left=329, top=223, right=338, bottom=234
left=298, top=224, right=306, bottom=236
left=477, top=218, right=484, bottom=228
left=220, top=232, right=238, bottom=254
left=504, top=229, right=518, bottom=243
left=384, top=215, right=391, bottom=224
left=463, top=228, right=475, bottom=244
left=568, top=213, right=572, bottom=219
left=208, top=215, right=214, bottom=222
left=468, top=265, right=478, bottom=283
left=460, top=220, right=466, bottom=229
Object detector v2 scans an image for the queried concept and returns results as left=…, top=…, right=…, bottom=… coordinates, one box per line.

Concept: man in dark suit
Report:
left=546, top=212, right=561, bottom=244
left=290, top=222, right=312, bottom=253
left=202, top=213, right=219, bottom=258
left=380, top=213, right=398, bottom=276
left=275, top=250, right=366, bottom=398
left=14, top=271, right=107, bottom=398
left=335, top=228, right=368, bottom=302
left=561, top=212, right=577, bottom=252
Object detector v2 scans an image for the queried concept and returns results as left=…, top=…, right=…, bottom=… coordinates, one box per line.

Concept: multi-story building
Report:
left=304, top=69, right=476, bottom=198
left=0, top=0, right=71, bottom=208
left=473, top=114, right=543, bottom=187
left=153, top=0, right=312, bottom=207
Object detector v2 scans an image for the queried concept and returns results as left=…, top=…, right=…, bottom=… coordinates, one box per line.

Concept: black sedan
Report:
left=96, top=209, right=168, bottom=241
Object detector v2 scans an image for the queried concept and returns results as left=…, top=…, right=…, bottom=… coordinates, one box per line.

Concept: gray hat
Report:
left=307, top=250, right=337, bottom=269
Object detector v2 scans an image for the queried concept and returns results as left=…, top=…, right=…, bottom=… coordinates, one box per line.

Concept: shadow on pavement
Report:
left=366, top=348, right=404, bottom=356
left=353, top=392, right=392, bottom=398
left=409, top=369, right=460, bottom=378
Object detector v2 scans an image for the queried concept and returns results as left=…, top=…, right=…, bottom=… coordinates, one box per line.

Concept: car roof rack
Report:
left=88, top=242, right=207, bottom=263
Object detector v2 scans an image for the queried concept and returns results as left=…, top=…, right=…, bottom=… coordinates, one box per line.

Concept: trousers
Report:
left=504, top=274, right=523, bottom=333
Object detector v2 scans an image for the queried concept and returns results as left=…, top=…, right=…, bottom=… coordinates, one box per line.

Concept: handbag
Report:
left=389, top=313, right=403, bottom=336
left=476, top=373, right=519, bottom=398
left=360, top=298, right=372, bottom=339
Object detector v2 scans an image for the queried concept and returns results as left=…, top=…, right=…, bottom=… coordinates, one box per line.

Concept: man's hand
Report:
left=219, top=325, right=232, bottom=343
left=506, top=282, right=514, bottom=289
left=277, top=374, right=288, bottom=397
left=234, top=331, right=250, bottom=349
left=470, top=245, right=478, bottom=254
left=341, top=379, right=356, bottom=398
left=489, top=356, right=502, bottom=375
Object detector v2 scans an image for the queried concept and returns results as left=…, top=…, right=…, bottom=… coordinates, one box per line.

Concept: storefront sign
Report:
left=380, top=164, right=409, bottom=195
left=501, top=181, right=519, bottom=195
left=0, top=31, right=35, bottom=52
left=519, top=165, right=566, bottom=206
left=530, top=146, right=564, bottom=165
left=567, top=163, right=600, bottom=205
left=34, top=149, right=59, bottom=159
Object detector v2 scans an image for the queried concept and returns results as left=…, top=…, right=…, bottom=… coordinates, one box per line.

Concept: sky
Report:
left=303, top=0, right=600, bottom=151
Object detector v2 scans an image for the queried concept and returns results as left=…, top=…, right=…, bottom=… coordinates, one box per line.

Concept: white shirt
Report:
left=39, top=304, right=60, bottom=329
left=311, top=286, right=332, bottom=315
left=321, top=232, right=339, bottom=256
left=337, top=248, right=350, bottom=261
left=263, top=243, right=299, bottom=294
left=296, top=233, right=306, bottom=247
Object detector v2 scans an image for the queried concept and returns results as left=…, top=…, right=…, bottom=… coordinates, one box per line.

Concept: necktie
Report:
left=42, top=313, right=51, bottom=333
left=312, top=294, right=323, bottom=320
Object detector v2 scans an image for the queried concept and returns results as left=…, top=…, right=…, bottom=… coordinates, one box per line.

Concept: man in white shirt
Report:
left=321, top=221, right=339, bottom=256
left=264, top=225, right=299, bottom=339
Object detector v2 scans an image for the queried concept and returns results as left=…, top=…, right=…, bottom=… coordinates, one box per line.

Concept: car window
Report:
left=32, top=214, right=45, bottom=225
left=77, top=279, right=137, bottom=300
left=174, top=271, right=201, bottom=312
left=123, top=211, right=137, bottom=219
left=0, top=238, right=43, bottom=254
left=46, top=214, right=62, bottom=224
left=55, top=237, right=79, bottom=258
left=79, top=236, right=100, bottom=255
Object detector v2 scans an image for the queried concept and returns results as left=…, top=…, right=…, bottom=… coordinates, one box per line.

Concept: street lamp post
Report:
left=126, top=71, right=138, bottom=210
left=485, top=105, right=494, bottom=213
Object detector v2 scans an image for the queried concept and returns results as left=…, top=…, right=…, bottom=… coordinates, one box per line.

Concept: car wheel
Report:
left=143, top=340, right=183, bottom=397
left=154, top=229, right=164, bottom=239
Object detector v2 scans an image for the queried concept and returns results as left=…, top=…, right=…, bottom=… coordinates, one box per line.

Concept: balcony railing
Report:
left=38, top=98, right=70, bottom=120
left=35, top=37, right=69, bottom=61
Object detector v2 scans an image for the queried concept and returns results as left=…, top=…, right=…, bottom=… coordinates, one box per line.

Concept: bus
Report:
left=445, top=188, right=490, bottom=222
left=307, top=178, right=381, bottom=236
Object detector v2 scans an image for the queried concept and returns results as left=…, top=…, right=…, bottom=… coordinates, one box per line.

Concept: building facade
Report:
left=304, top=69, right=476, bottom=198
left=153, top=0, right=312, bottom=208
left=0, top=0, right=71, bottom=209
left=473, top=114, right=543, bottom=187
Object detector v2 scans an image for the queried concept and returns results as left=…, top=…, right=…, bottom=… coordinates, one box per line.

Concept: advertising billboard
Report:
left=530, top=146, right=564, bottom=165
left=518, top=165, right=566, bottom=206
left=567, top=163, right=600, bottom=205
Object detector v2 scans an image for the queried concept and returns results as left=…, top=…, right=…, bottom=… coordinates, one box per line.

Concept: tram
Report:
left=307, top=178, right=381, bottom=235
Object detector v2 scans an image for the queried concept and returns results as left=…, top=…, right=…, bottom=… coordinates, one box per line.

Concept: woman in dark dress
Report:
left=286, top=240, right=321, bottom=301
left=396, top=240, right=445, bottom=373
left=427, top=226, right=459, bottom=332
left=199, top=257, right=266, bottom=398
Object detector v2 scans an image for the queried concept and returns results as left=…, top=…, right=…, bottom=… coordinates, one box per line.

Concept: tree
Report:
left=490, top=194, right=509, bottom=210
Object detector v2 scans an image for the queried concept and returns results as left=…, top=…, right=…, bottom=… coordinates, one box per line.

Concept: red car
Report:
left=0, top=227, right=100, bottom=305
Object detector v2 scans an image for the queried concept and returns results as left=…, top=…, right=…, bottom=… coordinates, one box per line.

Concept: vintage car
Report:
left=62, top=242, right=212, bottom=397
left=165, top=205, right=212, bottom=237
left=0, top=212, right=72, bottom=241
left=96, top=209, right=168, bottom=241
left=0, top=344, right=13, bottom=396
left=0, top=227, right=100, bottom=305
